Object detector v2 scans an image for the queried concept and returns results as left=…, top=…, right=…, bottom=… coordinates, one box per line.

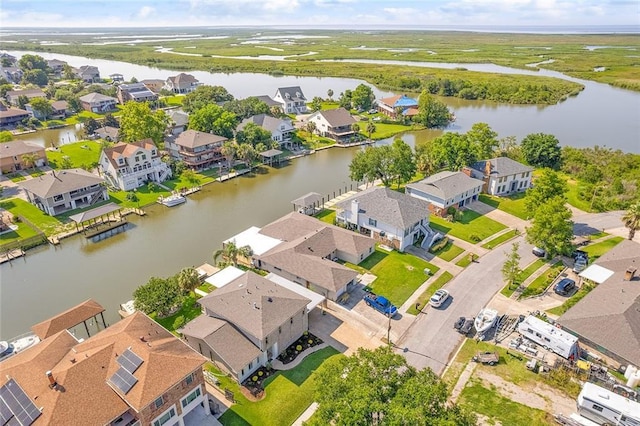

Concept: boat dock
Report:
left=0, top=248, right=26, bottom=264
left=84, top=220, right=129, bottom=241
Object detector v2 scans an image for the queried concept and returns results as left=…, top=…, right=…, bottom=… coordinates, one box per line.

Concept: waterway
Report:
left=2, top=50, right=639, bottom=339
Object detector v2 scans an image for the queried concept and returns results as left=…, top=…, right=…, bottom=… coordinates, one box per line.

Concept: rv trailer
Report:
left=517, top=315, right=579, bottom=360
left=577, top=382, right=640, bottom=426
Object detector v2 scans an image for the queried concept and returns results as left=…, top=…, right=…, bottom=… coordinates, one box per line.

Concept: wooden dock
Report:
left=85, top=220, right=129, bottom=240
left=0, top=248, right=25, bottom=264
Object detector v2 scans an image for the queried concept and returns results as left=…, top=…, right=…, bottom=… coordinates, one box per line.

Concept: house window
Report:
left=154, top=396, right=164, bottom=409
left=185, top=373, right=194, bottom=385
left=53, top=194, right=64, bottom=202
left=279, top=327, right=281, bottom=334
left=181, top=387, right=201, bottom=409
left=135, top=156, right=140, bottom=162
left=249, top=361, right=253, bottom=369
left=266, top=337, right=269, bottom=345
left=592, top=404, right=603, bottom=412
left=152, top=407, right=176, bottom=426
left=368, top=218, right=377, bottom=227
left=142, top=154, right=147, bottom=160
left=369, top=247, right=373, bottom=253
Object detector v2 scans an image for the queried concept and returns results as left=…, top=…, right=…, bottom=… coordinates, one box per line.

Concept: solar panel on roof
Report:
left=0, top=378, right=42, bottom=426
left=117, top=348, right=143, bottom=373
left=108, top=367, right=138, bottom=394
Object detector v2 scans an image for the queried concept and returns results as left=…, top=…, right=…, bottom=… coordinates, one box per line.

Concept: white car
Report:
left=429, top=289, right=450, bottom=308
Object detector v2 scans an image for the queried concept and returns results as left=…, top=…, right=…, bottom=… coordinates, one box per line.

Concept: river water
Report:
left=1, top=50, right=639, bottom=339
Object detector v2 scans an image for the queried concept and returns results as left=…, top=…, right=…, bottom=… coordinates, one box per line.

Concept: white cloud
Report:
left=137, top=6, right=156, bottom=19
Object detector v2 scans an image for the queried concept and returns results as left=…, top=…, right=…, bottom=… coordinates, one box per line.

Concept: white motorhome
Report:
left=577, top=382, right=640, bottom=426
left=517, top=315, right=580, bottom=360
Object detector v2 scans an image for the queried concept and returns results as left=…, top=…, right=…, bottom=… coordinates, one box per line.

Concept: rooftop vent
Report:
left=139, top=336, right=146, bottom=342
left=625, top=267, right=637, bottom=281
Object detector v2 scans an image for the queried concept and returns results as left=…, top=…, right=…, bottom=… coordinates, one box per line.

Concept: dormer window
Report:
left=118, top=158, right=124, bottom=165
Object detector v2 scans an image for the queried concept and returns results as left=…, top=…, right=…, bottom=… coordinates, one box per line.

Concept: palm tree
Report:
left=327, top=89, right=334, bottom=101
left=305, top=121, right=316, bottom=142
left=221, top=141, right=237, bottom=170
left=622, top=201, right=640, bottom=240
left=236, top=143, right=257, bottom=173
left=177, top=267, right=200, bottom=295
left=21, top=153, right=38, bottom=170
left=366, top=121, right=376, bottom=141
left=213, top=240, right=253, bottom=267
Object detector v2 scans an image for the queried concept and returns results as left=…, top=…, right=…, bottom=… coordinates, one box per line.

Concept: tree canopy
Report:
left=28, top=97, right=53, bottom=119
left=182, top=85, right=234, bottom=113
left=521, top=133, right=562, bottom=169
left=21, top=69, right=48, bottom=86
left=308, top=347, right=475, bottom=426
left=222, top=96, right=269, bottom=120
left=466, top=122, right=499, bottom=159
left=349, top=139, right=416, bottom=187
left=133, top=276, right=183, bottom=317
left=524, top=168, right=568, bottom=217
left=622, top=201, right=640, bottom=240
left=430, top=132, right=477, bottom=171
left=415, top=90, right=453, bottom=128
left=236, top=122, right=272, bottom=148
left=18, top=54, right=48, bottom=72
left=188, top=104, right=237, bottom=138
left=526, top=196, right=574, bottom=257
left=213, top=239, right=252, bottom=266
left=351, top=84, right=375, bottom=111
left=118, top=101, right=168, bottom=144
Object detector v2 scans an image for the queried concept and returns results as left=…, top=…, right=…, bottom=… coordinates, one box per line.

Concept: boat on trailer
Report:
left=474, top=308, right=498, bottom=335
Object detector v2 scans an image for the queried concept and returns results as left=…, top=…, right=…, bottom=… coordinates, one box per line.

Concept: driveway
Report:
left=395, top=236, right=536, bottom=375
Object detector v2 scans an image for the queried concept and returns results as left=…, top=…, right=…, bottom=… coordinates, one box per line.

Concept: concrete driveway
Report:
left=395, top=236, right=536, bottom=375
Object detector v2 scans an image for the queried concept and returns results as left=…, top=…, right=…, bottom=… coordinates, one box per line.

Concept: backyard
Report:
left=0, top=197, right=65, bottom=236
left=218, top=346, right=341, bottom=426
left=46, top=141, right=103, bottom=169
left=151, top=292, right=203, bottom=334
left=430, top=209, right=507, bottom=243
left=582, top=236, right=624, bottom=261
left=314, top=209, right=336, bottom=225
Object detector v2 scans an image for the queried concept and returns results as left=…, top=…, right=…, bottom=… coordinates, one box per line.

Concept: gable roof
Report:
left=198, top=271, right=310, bottom=341
left=167, top=109, right=189, bottom=127
left=0, top=140, right=44, bottom=160
left=275, top=86, right=306, bottom=102
left=336, top=187, right=431, bottom=230
left=31, top=299, right=105, bottom=340
left=101, top=139, right=157, bottom=168
left=0, top=106, right=30, bottom=119
left=0, top=312, right=205, bottom=425
left=407, top=171, right=485, bottom=200
left=78, top=92, right=118, bottom=104
left=237, top=114, right=293, bottom=134
left=95, top=126, right=119, bottom=140
left=19, top=169, right=105, bottom=198
left=310, top=108, right=356, bottom=127
left=471, top=157, right=533, bottom=177
left=558, top=239, right=640, bottom=366
left=254, top=95, right=281, bottom=107
left=174, top=129, right=227, bottom=149
left=118, top=83, right=155, bottom=99
left=6, top=88, right=46, bottom=99
left=379, top=94, right=418, bottom=108
left=166, top=73, right=198, bottom=88
left=51, top=100, right=69, bottom=111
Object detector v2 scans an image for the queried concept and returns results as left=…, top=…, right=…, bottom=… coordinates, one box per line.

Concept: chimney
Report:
left=70, top=357, right=76, bottom=364
left=484, top=160, right=492, bottom=177
left=461, top=167, right=472, bottom=177
left=625, top=267, right=637, bottom=281
left=351, top=199, right=359, bottom=221
left=46, top=371, right=58, bottom=390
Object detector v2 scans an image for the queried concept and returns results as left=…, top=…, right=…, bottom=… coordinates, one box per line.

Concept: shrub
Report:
left=446, top=206, right=457, bottom=215
left=469, top=234, right=482, bottom=242
left=429, top=237, right=450, bottom=253
left=252, top=376, right=258, bottom=382
left=296, top=345, right=303, bottom=352
left=309, top=339, right=314, bottom=345
left=258, top=371, right=263, bottom=377
left=172, top=315, right=185, bottom=330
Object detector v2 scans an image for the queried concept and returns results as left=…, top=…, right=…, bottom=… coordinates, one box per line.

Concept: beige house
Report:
left=19, top=169, right=107, bottom=216
left=99, top=139, right=171, bottom=191
left=0, top=140, right=47, bottom=174
left=78, top=92, right=118, bottom=113
left=6, top=88, right=47, bottom=106
left=163, top=73, right=201, bottom=94
left=181, top=271, right=310, bottom=382
left=0, top=311, right=209, bottom=426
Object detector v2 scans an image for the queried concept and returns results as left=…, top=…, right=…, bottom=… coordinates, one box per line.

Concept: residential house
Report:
left=226, top=212, right=375, bottom=301
left=254, top=95, right=282, bottom=109
left=140, top=79, right=165, bottom=93
left=19, top=169, right=108, bottom=216
left=236, top=114, right=295, bottom=148
left=94, top=126, right=120, bottom=142
left=6, top=88, right=47, bottom=106
left=466, top=157, right=533, bottom=195
left=163, top=73, right=201, bottom=94
left=99, top=139, right=171, bottom=191
left=46, top=59, right=67, bottom=74
left=169, top=129, right=227, bottom=170
left=117, top=82, right=158, bottom=104
left=273, top=86, right=307, bottom=114
left=307, top=107, right=357, bottom=143
left=25, top=100, right=70, bottom=120
left=0, top=66, right=23, bottom=83
left=0, top=311, right=209, bottom=426
left=0, top=104, right=30, bottom=128
left=181, top=271, right=311, bottom=382
left=558, top=239, right=640, bottom=367
left=406, top=171, right=485, bottom=216
left=73, top=65, right=100, bottom=83
left=0, top=140, right=47, bottom=174
left=377, top=94, right=419, bottom=119
left=335, top=186, right=434, bottom=252
left=78, top=92, right=118, bottom=113
left=0, top=52, right=17, bottom=65
left=166, top=109, right=189, bottom=136
left=109, top=73, right=124, bottom=83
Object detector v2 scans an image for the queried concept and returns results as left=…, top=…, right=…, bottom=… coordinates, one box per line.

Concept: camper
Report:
left=577, top=382, right=640, bottom=426
left=517, top=315, right=580, bottom=360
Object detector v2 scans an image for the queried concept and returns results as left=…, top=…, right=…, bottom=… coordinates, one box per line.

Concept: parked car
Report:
left=454, top=317, right=474, bottom=335
left=573, top=257, right=588, bottom=273
left=429, top=289, right=450, bottom=308
left=532, top=246, right=546, bottom=258
left=364, top=293, right=398, bottom=317
left=368, top=108, right=377, bottom=114
left=554, top=278, right=576, bottom=296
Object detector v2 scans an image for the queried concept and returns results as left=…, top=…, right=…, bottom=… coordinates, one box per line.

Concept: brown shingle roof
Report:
left=314, top=108, right=356, bottom=127
left=31, top=299, right=105, bottom=340
left=19, top=168, right=105, bottom=199
left=102, top=139, right=157, bottom=169
left=0, top=140, right=44, bottom=160
left=174, top=129, right=227, bottom=149
left=0, top=107, right=30, bottom=119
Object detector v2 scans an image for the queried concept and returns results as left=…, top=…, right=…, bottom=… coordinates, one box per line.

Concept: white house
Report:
left=273, top=87, right=307, bottom=114
left=306, top=108, right=357, bottom=143
left=406, top=171, right=485, bottom=216
left=335, top=187, right=434, bottom=252
left=467, top=157, right=533, bottom=196
left=99, top=139, right=171, bottom=191
left=236, top=114, right=295, bottom=148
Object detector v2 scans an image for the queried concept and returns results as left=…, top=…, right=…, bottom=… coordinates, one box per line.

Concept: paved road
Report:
left=396, top=236, right=536, bottom=375
left=572, top=210, right=624, bottom=236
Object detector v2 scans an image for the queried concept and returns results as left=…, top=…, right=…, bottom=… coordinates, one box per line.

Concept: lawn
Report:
left=161, top=95, right=185, bottom=106
left=565, top=177, right=595, bottom=213
left=481, top=229, right=519, bottom=249
left=366, top=122, right=416, bottom=140
left=152, top=293, right=202, bottom=334
left=582, top=236, right=624, bottom=261
left=429, top=210, right=507, bottom=244
left=0, top=197, right=65, bottom=236
left=406, top=271, right=453, bottom=315
left=360, top=248, right=439, bottom=307
left=163, top=173, right=216, bottom=191
left=108, top=184, right=173, bottom=208
left=46, top=141, right=103, bottom=169
left=500, top=258, right=546, bottom=298
left=519, top=261, right=564, bottom=299
left=218, top=346, right=341, bottom=426
left=314, top=209, right=336, bottom=225
left=478, top=193, right=529, bottom=220
left=455, top=253, right=473, bottom=268
left=432, top=241, right=464, bottom=262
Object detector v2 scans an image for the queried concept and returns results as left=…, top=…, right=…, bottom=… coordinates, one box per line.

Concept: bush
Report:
left=172, top=315, right=185, bottom=330
left=429, top=237, right=450, bottom=253
left=296, top=345, right=303, bottom=352
left=469, top=234, right=482, bottom=242
left=446, top=206, right=457, bottom=215
left=252, top=376, right=258, bottom=382
left=258, top=371, right=263, bottom=377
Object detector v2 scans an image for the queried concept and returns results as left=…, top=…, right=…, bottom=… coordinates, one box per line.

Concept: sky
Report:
left=0, top=0, right=638, bottom=29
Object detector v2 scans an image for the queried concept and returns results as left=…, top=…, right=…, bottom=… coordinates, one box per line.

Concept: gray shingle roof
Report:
left=0, top=140, right=43, bottom=159
left=175, top=129, right=227, bottom=149
left=407, top=171, right=484, bottom=200
left=471, top=157, right=532, bottom=177
left=167, top=109, right=189, bottom=127
left=237, top=114, right=293, bottom=134
left=79, top=92, right=118, bottom=103
left=255, top=95, right=281, bottom=107
left=19, top=169, right=105, bottom=198
left=276, top=86, right=306, bottom=102
left=198, top=271, right=309, bottom=341
left=312, top=108, right=356, bottom=127
left=558, top=239, right=640, bottom=366
left=336, top=187, right=431, bottom=230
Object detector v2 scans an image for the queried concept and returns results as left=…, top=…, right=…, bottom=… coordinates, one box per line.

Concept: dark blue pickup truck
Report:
left=364, top=294, right=398, bottom=317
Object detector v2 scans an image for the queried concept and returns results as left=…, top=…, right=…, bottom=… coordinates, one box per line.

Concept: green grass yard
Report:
left=455, top=254, right=473, bottom=268
left=565, top=177, right=594, bottom=213
left=0, top=198, right=65, bottom=236
left=46, top=141, right=103, bottom=169
left=519, top=261, right=564, bottom=299
left=429, top=210, right=507, bottom=244
left=500, top=258, right=546, bottom=297
left=152, top=292, right=202, bottom=334
left=360, top=248, right=439, bottom=307
left=481, top=229, right=519, bottom=249
left=478, top=193, right=529, bottom=220
left=218, top=347, right=341, bottom=426
left=406, top=271, right=453, bottom=315
left=582, top=237, right=624, bottom=261
left=432, top=241, right=464, bottom=262
left=314, top=209, right=336, bottom=225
